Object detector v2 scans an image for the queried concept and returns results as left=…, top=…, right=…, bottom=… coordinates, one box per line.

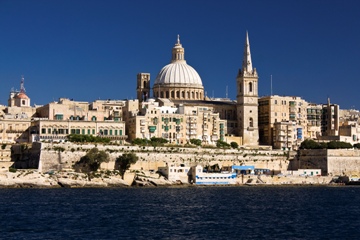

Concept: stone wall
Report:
left=36, top=142, right=293, bottom=173
left=297, top=149, right=360, bottom=176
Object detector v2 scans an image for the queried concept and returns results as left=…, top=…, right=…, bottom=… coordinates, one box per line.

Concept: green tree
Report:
left=73, top=147, right=110, bottom=173
left=216, top=140, right=230, bottom=148
left=299, top=139, right=322, bottom=149
left=230, top=141, right=239, bottom=149
left=190, top=138, right=202, bottom=146
left=115, top=153, right=139, bottom=179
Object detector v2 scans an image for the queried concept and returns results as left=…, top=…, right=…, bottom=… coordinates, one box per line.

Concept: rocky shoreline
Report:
left=0, top=169, right=337, bottom=188
left=0, top=170, right=174, bottom=188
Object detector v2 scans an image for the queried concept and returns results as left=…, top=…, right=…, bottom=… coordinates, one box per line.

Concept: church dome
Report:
left=15, top=92, right=29, bottom=99
left=152, top=35, right=204, bottom=101
left=154, top=35, right=203, bottom=88
left=154, top=62, right=203, bottom=86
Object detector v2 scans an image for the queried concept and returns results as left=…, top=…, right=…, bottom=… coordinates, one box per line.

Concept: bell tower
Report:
left=137, top=73, right=151, bottom=102
left=236, top=32, right=259, bottom=145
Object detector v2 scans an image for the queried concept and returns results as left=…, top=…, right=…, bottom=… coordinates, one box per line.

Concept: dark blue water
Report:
left=0, top=186, right=359, bottom=239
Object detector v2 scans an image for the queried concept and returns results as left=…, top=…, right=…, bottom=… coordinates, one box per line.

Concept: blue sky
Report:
left=0, top=0, right=359, bottom=109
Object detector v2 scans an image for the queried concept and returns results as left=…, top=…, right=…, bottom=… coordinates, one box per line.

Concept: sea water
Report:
left=0, top=186, right=359, bottom=239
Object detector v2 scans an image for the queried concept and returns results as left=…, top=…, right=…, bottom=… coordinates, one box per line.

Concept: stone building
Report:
left=125, top=98, right=224, bottom=145
left=0, top=76, right=35, bottom=143
left=258, top=95, right=307, bottom=148
left=30, top=98, right=127, bottom=143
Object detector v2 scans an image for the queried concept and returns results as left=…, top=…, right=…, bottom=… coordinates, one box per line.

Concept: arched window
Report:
left=176, top=91, right=180, bottom=98
left=249, top=117, right=253, bottom=127
left=166, top=91, right=169, bottom=98
left=249, top=82, right=253, bottom=92
left=182, top=91, right=185, bottom=98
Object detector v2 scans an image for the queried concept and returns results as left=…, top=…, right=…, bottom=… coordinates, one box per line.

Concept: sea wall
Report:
left=36, top=142, right=293, bottom=173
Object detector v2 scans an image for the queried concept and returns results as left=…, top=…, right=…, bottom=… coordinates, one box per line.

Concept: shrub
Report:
left=230, top=142, right=239, bottom=149
left=216, top=140, right=230, bottom=148
left=190, top=139, right=202, bottom=146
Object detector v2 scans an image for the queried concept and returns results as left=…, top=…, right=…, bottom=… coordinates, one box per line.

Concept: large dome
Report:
left=152, top=35, right=204, bottom=101
left=154, top=62, right=203, bottom=86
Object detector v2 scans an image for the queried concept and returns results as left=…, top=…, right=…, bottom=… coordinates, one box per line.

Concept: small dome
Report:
left=15, top=92, right=29, bottom=99
left=154, top=62, right=203, bottom=86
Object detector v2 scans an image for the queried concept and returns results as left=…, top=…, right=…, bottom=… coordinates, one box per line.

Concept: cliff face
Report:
left=34, top=142, right=293, bottom=173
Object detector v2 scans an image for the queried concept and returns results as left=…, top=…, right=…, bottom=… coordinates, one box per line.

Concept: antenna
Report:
left=226, top=85, right=228, bottom=99
left=270, top=74, right=273, bottom=96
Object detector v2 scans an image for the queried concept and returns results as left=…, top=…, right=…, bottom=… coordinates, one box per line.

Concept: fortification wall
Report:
left=297, top=149, right=360, bottom=176
left=37, top=142, right=293, bottom=173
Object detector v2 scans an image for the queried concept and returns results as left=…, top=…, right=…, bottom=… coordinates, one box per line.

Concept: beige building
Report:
left=125, top=98, right=223, bottom=145
left=306, top=103, right=322, bottom=139
left=273, top=121, right=302, bottom=150
left=0, top=77, right=35, bottom=143
left=31, top=98, right=127, bottom=143
left=258, top=95, right=307, bottom=148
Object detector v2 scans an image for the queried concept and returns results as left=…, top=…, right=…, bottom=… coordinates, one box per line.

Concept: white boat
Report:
left=189, top=165, right=254, bottom=185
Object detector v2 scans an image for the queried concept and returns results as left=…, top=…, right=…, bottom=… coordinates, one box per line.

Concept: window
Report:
left=249, top=118, right=253, bottom=127
left=115, top=130, right=118, bottom=135
left=82, top=129, right=85, bottom=134
left=41, top=128, right=46, bottom=134
left=92, top=129, right=95, bottom=134
left=48, top=128, right=51, bottom=134
left=249, top=82, right=253, bottom=92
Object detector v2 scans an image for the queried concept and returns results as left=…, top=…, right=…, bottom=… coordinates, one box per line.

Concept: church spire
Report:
left=242, top=31, right=253, bottom=73
left=171, top=34, right=186, bottom=63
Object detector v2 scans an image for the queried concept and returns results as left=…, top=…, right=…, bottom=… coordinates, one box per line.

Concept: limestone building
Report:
left=0, top=77, right=35, bottom=143
left=125, top=98, right=225, bottom=145
left=236, top=32, right=259, bottom=145
left=258, top=95, right=308, bottom=149
left=30, top=98, right=127, bottom=143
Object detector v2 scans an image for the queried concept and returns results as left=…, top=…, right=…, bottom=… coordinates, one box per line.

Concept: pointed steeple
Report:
left=171, top=34, right=186, bottom=63
left=242, top=31, right=253, bottom=73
